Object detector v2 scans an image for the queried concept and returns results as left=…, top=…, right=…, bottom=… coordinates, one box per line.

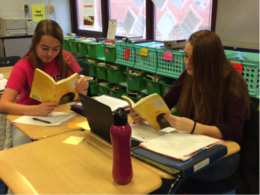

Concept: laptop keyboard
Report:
left=131, top=139, right=141, bottom=148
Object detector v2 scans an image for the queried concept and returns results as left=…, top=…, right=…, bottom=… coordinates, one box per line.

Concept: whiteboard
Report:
left=215, top=0, right=259, bottom=50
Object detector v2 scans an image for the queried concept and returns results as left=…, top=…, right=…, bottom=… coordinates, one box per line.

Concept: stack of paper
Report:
left=0, top=74, right=7, bottom=91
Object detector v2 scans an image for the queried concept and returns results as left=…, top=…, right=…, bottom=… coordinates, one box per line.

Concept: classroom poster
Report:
left=82, top=0, right=95, bottom=28
left=31, top=5, right=46, bottom=23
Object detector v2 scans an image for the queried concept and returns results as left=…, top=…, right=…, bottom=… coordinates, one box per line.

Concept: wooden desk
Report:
left=6, top=103, right=85, bottom=140
left=0, top=131, right=162, bottom=194
left=0, top=66, right=13, bottom=79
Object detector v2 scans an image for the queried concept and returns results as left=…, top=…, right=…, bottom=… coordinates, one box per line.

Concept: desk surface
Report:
left=0, top=66, right=13, bottom=80
left=7, top=103, right=85, bottom=140
left=0, top=130, right=162, bottom=194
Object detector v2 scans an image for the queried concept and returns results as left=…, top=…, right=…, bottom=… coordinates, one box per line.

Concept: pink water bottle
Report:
left=110, top=108, right=133, bottom=185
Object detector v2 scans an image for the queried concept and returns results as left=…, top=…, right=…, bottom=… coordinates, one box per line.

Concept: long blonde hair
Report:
left=26, top=20, right=73, bottom=79
left=178, top=30, right=250, bottom=124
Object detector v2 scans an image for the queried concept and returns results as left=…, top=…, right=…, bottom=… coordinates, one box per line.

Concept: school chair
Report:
left=0, top=56, right=21, bottom=67
left=168, top=101, right=259, bottom=194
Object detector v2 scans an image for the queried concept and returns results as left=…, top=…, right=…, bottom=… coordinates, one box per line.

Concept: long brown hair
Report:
left=178, top=30, right=250, bottom=124
left=26, top=20, right=73, bottom=79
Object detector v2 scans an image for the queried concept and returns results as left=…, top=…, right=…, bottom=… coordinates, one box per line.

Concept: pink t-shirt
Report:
left=6, top=50, right=82, bottom=105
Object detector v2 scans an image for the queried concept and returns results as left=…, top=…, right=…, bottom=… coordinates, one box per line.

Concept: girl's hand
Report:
left=163, top=113, right=195, bottom=133
left=75, top=77, right=89, bottom=94
left=130, top=107, right=144, bottom=123
left=37, top=103, right=59, bottom=116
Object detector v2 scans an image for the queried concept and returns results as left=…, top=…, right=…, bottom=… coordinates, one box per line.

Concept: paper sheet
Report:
left=140, top=132, right=221, bottom=159
left=0, top=78, right=7, bottom=91
left=179, top=7, right=202, bottom=39
left=193, top=0, right=210, bottom=10
left=133, top=14, right=146, bottom=36
left=156, top=9, right=176, bottom=38
left=171, top=0, right=186, bottom=9
left=133, top=0, right=144, bottom=12
left=122, top=9, right=137, bottom=34
left=12, top=112, right=76, bottom=126
left=152, top=0, right=167, bottom=10
left=76, top=121, right=90, bottom=130
left=107, top=19, right=117, bottom=40
left=63, top=136, right=84, bottom=145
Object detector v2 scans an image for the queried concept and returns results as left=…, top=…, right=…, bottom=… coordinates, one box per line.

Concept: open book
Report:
left=30, top=68, right=79, bottom=104
left=122, top=93, right=171, bottom=131
left=0, top=74, right=7, bottom=91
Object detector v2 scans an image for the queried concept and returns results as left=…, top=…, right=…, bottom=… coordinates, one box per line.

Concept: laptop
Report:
left=79, top=93, right=141, bottom=148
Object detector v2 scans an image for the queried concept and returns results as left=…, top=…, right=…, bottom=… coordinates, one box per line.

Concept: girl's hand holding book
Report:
left=75, top=77, right=89, bottom=94
left=37, top=102, right=59, bottom=116
left=130, top=107, right=144, bottom=123
left=163, top=114, right=195, bottom=133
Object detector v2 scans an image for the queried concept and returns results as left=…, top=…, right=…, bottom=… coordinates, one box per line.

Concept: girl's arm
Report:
left=0, top=88, right=58, bottom=116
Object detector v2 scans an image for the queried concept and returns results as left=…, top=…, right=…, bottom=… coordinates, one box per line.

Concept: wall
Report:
left=0, top=0, right=72, bottom=35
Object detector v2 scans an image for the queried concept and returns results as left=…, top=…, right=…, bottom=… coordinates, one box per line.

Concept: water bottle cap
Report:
left=113, top=108, right=128, bottom=126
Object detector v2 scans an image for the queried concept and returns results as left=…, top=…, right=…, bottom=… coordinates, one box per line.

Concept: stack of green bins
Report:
left=99, top=83, right=109, bottom=95
left=89, top=80, right=100, bottom=95
left=160, top=79, right=175, bottom=97
left=108, top=86, right=127, bottom=100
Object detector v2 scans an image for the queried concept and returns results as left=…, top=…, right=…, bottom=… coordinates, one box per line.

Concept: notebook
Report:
left=79, top=94, right=141, bottom=148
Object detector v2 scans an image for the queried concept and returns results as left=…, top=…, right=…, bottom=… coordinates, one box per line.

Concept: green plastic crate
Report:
left=63, top=37, right=70, bottom=51
left=88, top=60, right=98, bottom=77
left=78, top=41, right=88, bottom=56
left=230, top=52, right=259, bottom=96
left=115, top=41, right=136, bottom=67
left=156, top=49, right=185, bottom=79
left=160, top=80, right=174, bottom=97
left=224, top=50, right=241, bottom=60
left=104, top=45, right=116, bottom=63
left=69, top=39, right=80, bottom=54
left=134, top=42, right=161, bottom=73
left=96, top=64, right=107, bottom=80
left=108, top=88, right=127, bottom=99
left=98, top=84, right=109, bottom=95
left=124, top=72, right=146, bottom=91
left=86, top=42, right=105, bottom=58
left=144, top=78, right=163, bottom=96
left=89, top=81, right=99, bottom=95
left=107, top=67, right=126, bottom=84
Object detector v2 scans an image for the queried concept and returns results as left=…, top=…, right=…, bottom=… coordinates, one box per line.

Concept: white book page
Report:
left=179, top=7, right=202, bottom=39
left=140, top=132, right=221, bottom=159
left=12, top=112, right=76, bottom=126
left=94, top=95, right=129, bottom=111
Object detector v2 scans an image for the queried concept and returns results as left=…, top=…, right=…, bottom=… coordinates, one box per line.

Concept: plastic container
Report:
left=230, top=52, right=259, bottom=96
left=107, top=67, right=126, bottom=84
left=110, top=108, right=133, bottom=185
left=156, top=49, right=185, bottom=79
left=78, top=41, right=89, bottom=56
left=124, top=72, right=146, bottom=91
left=96, top=63, right=107, bottom=80
left=63, top=37, right=71, bottom=51
left=69, top=39, right=80, bottom=54
left=89, top=81, right=100, bottom=95
left=224, top=50, right=241, bottom=60
left=104, top=44, right=117, bottom=63
left=108, top=88, right=127, bottom=99
left=160, top=79, right=174, bottom=97
left=99, top=84, right=109, bottom=95
left=144, top=77, right=163, bottom=96
left=134, top=42, right=161, bottom=73
left=86, top=42, right=105, bottom=58
left=115, top=41, right=136, bottom=67
left=88, top=60, right=98, bottom=77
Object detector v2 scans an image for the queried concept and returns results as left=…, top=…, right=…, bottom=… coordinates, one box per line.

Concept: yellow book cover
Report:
left=30, top=68, right=79, bottom=104
left=122, top=93, right=171, bottom=131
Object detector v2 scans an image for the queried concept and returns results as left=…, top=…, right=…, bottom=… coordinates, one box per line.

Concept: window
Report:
left=109, top=0, right=146, bottom=39
left=154, top=0, right=213, bottom=41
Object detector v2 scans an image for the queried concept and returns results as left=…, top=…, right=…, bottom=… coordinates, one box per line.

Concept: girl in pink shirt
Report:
left=0, top=20, right=89, bottom=146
